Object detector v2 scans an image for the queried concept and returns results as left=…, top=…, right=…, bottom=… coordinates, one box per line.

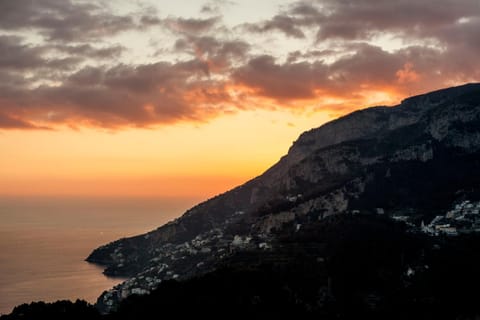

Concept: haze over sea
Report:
left=0, top=196, right=200, bottom=315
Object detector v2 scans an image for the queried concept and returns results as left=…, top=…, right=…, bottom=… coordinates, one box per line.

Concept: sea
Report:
left=0, top=196, right=201, bottom=315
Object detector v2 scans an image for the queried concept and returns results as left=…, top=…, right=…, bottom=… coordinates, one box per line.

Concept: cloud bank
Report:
left=0, top=0, right=478, bottom=129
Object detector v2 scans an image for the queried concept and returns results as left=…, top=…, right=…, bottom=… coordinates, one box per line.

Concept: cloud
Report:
left=313, top=0, right=480, bottom=41
left=174, top=36, right=250, bottom=74
left=0, top=0, right=140, bottom=42
left=232, top=0, right=479, bottom=106
left=233, top=55, right=327, bottom=100
left=52, top=44, right=125, bottom=59
left=243, top=2, right=323, bottom=38
left=0, top=60, right=237, bottom=129
left=232, top=41, right=474, bottom=110
left=245, top=15, right=306, bottom=38
left=232, top=45, right=407, bottom=103
left=396, top=62, right=420, bottom=84
left=0, top=35, right=88, bottom=78
left=200, top=0, right=236, bottom=15
left=0, top=112, right=50, bottom=130
left=164, top=17, right=220, bottom=35
left=0, top=35, right=124, bottom=88
left=0, top=36, right=46, bottom=70
left=0, top=3, right=247, bottom=130
left=245, top=0, right=480, bottom=44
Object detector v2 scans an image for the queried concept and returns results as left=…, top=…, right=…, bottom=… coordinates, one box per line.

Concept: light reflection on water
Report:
left=0, top=196, right=200, bottom=315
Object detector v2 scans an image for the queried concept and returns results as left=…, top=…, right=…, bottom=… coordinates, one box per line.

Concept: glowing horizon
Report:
left=0, top=109, right=334, bottom=197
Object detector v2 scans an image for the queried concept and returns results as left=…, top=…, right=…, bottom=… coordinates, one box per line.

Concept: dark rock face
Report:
left=86, top=83, right=480, bottom=311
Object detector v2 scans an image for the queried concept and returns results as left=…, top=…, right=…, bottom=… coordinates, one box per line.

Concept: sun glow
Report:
left=0, top=109, right=331, bottom=197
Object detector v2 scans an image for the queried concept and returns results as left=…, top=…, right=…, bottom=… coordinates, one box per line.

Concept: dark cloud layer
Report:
left=0, top=0, right=139, bottom=41
left=0, top=59, right=234, bottom=129
left=0, top=0, right=479, bottom=129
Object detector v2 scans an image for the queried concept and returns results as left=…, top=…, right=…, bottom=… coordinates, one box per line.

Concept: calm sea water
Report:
left=0, top=196, right=200, bottom=315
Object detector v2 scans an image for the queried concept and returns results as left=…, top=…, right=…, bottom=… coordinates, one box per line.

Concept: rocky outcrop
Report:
left=87, top=83, right=480, bottom=312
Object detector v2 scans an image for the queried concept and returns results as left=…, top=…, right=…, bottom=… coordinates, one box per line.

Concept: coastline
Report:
left=0, top=196, right=198, bottom=314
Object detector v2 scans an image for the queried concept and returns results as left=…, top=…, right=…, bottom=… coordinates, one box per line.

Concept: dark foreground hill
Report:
left=4, top=215, right=480, bottom=319
left=3, top=83, right=480, bottom=319
left=85, top=83, right=480, bottom=311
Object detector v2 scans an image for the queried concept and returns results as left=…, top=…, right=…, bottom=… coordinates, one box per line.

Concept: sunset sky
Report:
left=1, top=0, right=479, bottom=198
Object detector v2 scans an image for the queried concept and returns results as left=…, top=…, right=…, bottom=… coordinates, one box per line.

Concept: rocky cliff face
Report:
left=86, top=83, right=480, bottom=311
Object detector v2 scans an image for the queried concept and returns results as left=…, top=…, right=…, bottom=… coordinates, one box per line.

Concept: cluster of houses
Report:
left=100, top=199, right=480, bottom=311
left=99, top=222, right=273, bottom=312
left=421, top=200, right=480, bottom=236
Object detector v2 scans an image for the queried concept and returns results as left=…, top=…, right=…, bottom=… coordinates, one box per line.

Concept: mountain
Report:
left=86, top=83, right=480, bottom=311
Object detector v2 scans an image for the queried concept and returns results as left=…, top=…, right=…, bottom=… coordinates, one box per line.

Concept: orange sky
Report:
left=0, top=109, right=334, bottom=197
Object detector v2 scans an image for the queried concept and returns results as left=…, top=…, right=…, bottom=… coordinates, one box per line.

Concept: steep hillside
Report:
left=86, top=83, right=480, bottom=311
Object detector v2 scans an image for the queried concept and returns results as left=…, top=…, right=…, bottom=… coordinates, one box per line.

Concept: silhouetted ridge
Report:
left=84, top=83, right=480, bottom=313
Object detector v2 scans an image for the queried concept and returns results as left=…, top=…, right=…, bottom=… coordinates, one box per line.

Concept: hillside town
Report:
left=97, top=223, right=274, bottom=312
left=420, top=200, right=480, bottom=236
left=390, top=200, right=480, bottom=236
